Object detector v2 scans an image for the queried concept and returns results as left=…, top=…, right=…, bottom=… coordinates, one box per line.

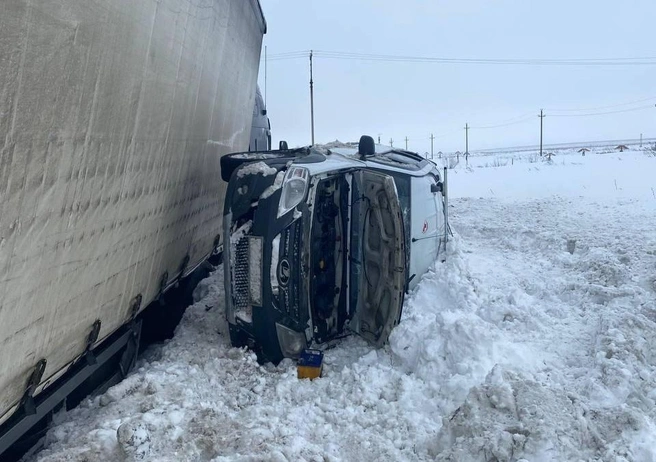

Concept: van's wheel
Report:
left=221, top=152, right=290, bottom=182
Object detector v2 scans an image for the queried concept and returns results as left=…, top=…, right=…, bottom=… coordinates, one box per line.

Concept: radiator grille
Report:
left=233, top=237, right=250, bottom=313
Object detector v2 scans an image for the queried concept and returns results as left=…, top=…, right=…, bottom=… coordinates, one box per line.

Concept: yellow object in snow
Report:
left=297, top=349, right=324, bottom=380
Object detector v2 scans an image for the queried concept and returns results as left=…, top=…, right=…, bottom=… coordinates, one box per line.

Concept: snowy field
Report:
left=28, top=147, right=656, bottom=461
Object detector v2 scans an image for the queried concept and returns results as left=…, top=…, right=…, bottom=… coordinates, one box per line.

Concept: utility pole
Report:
left=464, top=123, right=469, bottom=154
left=309, top=50, right=315, bottom=145
left=390, top=138, right=394, bottom=147
left=404, top=136, right=408, bottom=150
left=539, top=109, right=545, bottom=156
left=430, top=133, right=435, bottom=159
left=377, top=134, right=381, bottom=144
left=640, top=133, right=643, bottom=147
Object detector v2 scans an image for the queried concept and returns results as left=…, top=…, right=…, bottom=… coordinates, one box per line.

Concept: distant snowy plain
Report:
left=30, top=147, right=656, bottom=461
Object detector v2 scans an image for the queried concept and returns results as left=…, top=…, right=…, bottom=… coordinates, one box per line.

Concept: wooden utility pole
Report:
left=390, top=138, right=394, bottom=147
left=405, top=136, right=408, bottom=150
left=640, top=133, right=643, bottom=147
left=309, top=50, right=315, bottom=145
left=539, top=109, right=545, bottom=156
left=465, top=123, right=469, bottom=154
left=430, top=133, right=435, bottom=159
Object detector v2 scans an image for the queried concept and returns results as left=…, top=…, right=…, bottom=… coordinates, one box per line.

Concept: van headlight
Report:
left=277, top=167, right=309, bottom=218
left=276, top=323, right=307, bottom=358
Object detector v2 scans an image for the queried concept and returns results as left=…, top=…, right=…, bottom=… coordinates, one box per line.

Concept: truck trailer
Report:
left=0, top=0, right=266, bottom=455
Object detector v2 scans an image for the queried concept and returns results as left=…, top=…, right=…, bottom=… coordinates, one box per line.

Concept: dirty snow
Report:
left=260, top=170, right=285, bottom=200
left=231, top=153, right=284, bottom=160
left=28, top=148, right=656, bottom=462
left=270, top=234, right=281, bottom=296
left=235, top=161, right=277, bottom=178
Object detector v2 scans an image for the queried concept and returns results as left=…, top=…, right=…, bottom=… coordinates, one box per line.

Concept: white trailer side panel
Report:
left=0, top=0, right=265, bottom=424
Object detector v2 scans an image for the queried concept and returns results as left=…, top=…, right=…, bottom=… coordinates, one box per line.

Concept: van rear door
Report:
left=350, top=170, right=406, bottom=346
left=407, top=174, right=443, bottom=290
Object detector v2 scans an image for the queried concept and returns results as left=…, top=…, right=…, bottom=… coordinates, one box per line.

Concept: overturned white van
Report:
left=221, top=136, right=447, bottom=363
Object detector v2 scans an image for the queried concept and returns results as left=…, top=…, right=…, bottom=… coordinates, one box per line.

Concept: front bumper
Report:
left=223, top=183, right=311, bottom=364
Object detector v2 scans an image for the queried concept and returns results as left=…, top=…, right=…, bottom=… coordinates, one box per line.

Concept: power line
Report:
left=265, top=51, right=309, bottom=61
left=387, top=103, right=653, bottom=152
left=395, top=102, right=653, bottom=143
left=550, top=104, right=654, bottom=117
left=267, top=50, right=656, bottom=66
left=546, top=95, right=656, bottom=112
left=395, top=129, right=461, bottom=141
left=432, top=128, right=462, bottom=138
left=469, top=114, right=535, bottom=129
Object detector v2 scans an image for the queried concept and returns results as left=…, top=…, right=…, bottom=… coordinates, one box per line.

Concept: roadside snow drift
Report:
left=29, top=148, right=656, bottom=461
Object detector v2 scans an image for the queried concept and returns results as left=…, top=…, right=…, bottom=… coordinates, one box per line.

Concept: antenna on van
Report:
left=358, top=135, right=375, bottom=161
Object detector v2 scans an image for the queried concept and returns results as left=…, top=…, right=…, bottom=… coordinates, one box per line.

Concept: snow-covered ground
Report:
left=28, top=148, right=656, bottom=461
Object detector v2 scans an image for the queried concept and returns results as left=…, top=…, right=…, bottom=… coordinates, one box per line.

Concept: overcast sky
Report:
left=258, top=0, right=655, bottom=153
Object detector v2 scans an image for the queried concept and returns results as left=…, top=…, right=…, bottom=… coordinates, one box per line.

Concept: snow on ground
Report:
left=28, top=148, right=656, bottom=461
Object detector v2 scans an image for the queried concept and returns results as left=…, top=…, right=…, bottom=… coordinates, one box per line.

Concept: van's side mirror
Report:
left=279, top=141, right=288, bottom=150
left=431, top=182, right=443, bottom=194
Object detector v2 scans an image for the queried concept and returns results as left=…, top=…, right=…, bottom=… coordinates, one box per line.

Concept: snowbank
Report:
left=29, top=150, right=656, bottom=461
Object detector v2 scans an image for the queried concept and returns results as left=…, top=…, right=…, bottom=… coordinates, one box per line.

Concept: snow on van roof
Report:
left=315, top=141, right=401, bottom=157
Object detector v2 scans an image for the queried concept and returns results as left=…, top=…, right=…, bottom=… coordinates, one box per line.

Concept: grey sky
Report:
left=258, top=0, right=655, bottom=153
